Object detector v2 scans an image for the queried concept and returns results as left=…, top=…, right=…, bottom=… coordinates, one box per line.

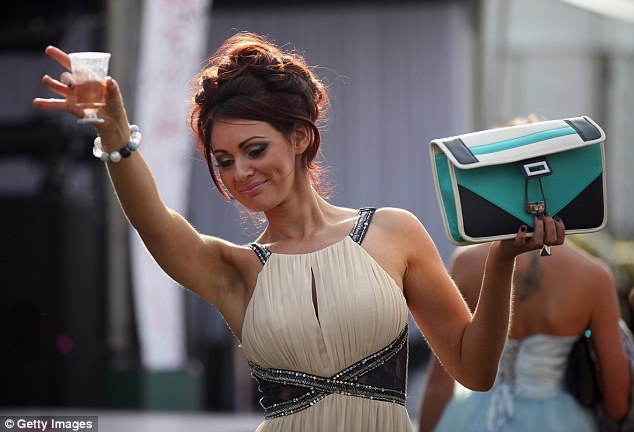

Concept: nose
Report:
left=234, top=158, right=255, bottom=180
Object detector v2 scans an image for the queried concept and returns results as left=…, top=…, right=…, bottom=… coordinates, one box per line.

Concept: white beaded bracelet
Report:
left=92, top=124, right=142, bottom=163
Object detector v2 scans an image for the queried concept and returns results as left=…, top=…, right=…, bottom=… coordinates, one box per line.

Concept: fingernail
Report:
left=520, top=226, right=527, bottom=232
left=543, top=211, right=550, bottom=217
left=537, top=214, right=543, bottom=220
left=554, top=216, right=561, bottom=222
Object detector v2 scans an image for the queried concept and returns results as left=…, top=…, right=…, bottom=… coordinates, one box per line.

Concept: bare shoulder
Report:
left=373, top=206, right=417, bottom=220
left=447, top=244, right=488, bottom=303
left=564, top=241, right=615, bottom=288
left=371, top=207, right=444, bottom=252
left=361, top=208, right=436, bottom=287
left=448, top=244, right=489, bottom=280
left=371, top=207, right=427, bottom=237
left=538, top=242, right=616, bottom=312
left=450, top=243, right=489, bottom=267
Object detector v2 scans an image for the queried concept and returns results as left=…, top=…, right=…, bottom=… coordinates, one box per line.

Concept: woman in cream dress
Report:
left=34, top=32, right=564, bottom=431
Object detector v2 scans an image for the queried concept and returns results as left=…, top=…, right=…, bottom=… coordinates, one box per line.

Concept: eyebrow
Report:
left=212, top=136, right=267, bottom=155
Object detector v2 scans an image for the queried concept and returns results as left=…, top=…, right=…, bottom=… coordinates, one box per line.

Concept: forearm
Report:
left=460, top=243, right=516, bottom=389
left=104, top=150, right=171, bottom=235
left=97, top=126, right=171, bottom=236
left=419, top=358, right=455, bottom=432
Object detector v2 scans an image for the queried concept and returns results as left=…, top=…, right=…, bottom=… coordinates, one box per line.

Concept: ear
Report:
left=290, top=124, right=311, bottom=155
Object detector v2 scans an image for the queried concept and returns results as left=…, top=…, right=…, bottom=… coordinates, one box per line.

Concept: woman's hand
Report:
left=32, top=46, right=131, bottom=147
left=32, top=46, right=83, bottom=118
left=493, top=213, right=565, bottom=260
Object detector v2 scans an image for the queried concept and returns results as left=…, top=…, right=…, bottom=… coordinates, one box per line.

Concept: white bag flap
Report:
left=430, top=116, right=605, bottom=170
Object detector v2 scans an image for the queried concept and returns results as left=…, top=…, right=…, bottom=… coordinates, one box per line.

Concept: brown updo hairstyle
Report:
left=189, top=31, right=330, bottom=199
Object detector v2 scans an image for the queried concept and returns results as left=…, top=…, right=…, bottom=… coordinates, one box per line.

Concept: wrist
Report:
left=96, top=122, right=131, bottom=150
left=488, top=241, right=518, bottom=266
left=93, top=124, right=142, bottom=163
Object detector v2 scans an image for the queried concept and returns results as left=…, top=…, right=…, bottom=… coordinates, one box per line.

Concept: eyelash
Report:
left=215, top=144, right=268, bottom=169
left=248, top=145, right=267, bottom=158
left=215, top=160, right=232, bottom=168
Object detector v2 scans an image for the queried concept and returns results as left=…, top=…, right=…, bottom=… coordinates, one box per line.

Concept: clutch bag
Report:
left=430, top=116, right=607, bottom=245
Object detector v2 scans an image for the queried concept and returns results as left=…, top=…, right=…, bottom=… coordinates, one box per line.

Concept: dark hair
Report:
left=189, top=31, right=330, bottom=198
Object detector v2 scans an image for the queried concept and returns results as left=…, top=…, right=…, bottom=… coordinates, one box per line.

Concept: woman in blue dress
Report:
left=419, top=240, right=631, bottom=432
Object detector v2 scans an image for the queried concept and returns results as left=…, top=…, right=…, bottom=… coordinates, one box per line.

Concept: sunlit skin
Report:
left=211, top=119, right=309, bottom=213
left=33, top=43, right=567, bottom=395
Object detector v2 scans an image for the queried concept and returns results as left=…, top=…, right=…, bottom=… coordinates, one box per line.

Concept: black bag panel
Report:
left=457, top=174, right=605, bottom=239
left=457, top=185, right=531, bottom=238
left=554, top=175, right=605, bottom=230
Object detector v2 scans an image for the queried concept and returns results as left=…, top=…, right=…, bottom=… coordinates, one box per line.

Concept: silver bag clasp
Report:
left=525, top=201, right=546, bottom=214
left=520, top=157, right=552, bottom=215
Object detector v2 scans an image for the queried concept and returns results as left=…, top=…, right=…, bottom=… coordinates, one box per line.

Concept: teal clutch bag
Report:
left=430, top=116, right=607, bottom=245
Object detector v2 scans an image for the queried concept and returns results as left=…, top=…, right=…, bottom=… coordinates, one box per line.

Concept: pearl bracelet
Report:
left=92, top=124, right=142, bottom=163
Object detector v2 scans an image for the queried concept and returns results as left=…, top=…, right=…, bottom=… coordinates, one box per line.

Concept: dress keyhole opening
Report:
left=311, top=268, right=319, bottom=325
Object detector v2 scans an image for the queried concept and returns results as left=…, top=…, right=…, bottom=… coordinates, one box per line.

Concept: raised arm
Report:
left=418, top=244, right=487, bottom=431
left=32, top=46, right=247, bottom=311
left=403, top=212, right=564, bottom=391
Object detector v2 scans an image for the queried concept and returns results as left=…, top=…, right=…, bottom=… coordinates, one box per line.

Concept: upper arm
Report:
left=395, top=211, right=473, bottom=377
left=136, top=208, right=249, bottom=308
left=588, top=263, right=632, bottom=420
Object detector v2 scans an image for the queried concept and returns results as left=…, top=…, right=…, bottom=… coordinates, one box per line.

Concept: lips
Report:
left=239, top=180, right=267, bottom=196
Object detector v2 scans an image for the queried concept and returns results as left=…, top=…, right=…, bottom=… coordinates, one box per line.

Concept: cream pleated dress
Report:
left=241, top=208, right=414, bottom=432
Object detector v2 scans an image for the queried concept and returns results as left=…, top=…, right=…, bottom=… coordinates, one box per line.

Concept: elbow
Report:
left=603, top=396, right=631, bottom=423
left=602, top=384, right=632, bottom=422
left=468, top=377, right=495, bottom=392
left=447, top=348, right=501, bottom=392
left=603, top=405, right=629, bottom=423
left=457, top=367, right=497, bottom=392
left=474, top=363, right=499, bottom=391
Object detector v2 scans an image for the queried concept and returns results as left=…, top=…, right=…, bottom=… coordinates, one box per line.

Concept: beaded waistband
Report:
left=249, top=325, right=409, bottom=419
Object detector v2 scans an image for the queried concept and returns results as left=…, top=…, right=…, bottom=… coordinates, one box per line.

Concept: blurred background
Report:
left=1, top=0, right=633, bottom=430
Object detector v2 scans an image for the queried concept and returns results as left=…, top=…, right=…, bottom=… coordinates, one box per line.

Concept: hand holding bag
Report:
left=430, top=116, right=607, bottom=245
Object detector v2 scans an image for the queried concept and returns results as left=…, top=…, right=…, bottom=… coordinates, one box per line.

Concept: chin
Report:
left=235, top=196, right=272, bottom=213
left=234, top=187, right=290, bottom=213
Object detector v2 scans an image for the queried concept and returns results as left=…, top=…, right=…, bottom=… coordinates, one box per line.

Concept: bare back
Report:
left=451, top=241, right=609, bottom=339
left=449, top=240, right=630, bottom=420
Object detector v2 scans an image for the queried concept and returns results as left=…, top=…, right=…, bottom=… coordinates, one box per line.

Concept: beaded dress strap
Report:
left=249, top=243, right=272, bottom=265
left=248, top=208, right=376, bottom=263
left=249, top=324, right=408, bottom=419
left=349, top=207, right=376, bottom=245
